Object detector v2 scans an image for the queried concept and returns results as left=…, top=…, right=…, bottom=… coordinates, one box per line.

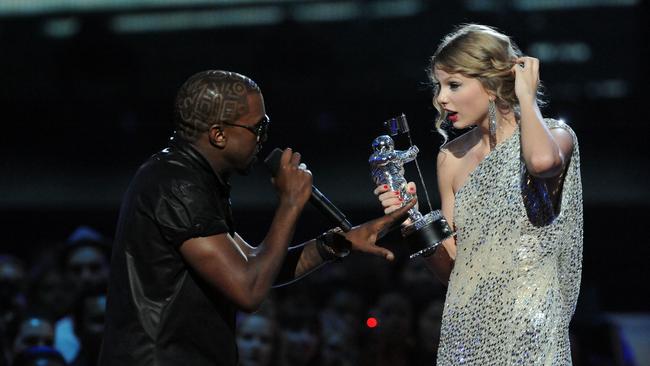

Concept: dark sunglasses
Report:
left=222, top=115, right=270, bottom=143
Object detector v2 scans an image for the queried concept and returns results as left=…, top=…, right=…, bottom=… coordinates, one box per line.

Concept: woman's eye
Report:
left=449, top=82, right=460, bottom=90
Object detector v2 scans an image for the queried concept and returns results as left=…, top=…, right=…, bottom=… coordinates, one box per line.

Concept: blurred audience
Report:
left=0, top=256, right=27, bottom=319
left=570, top=286, right=638, bottom=366
left=236, top=313, right=279, bottom=366
left=361, top=292, right=416, bottom=366
left=1, top=256, right=28, bottom=366
left=318, top=289, right=363, bottom=366
left=413, top=298, right=445, bottom=364
left=320, top=319, right=358, bottom=366
left=399, top=258, right=445, bottom=311
left=12, top=315, right=55, bottom=357
left=12, top=345, right=66, bottom=366
left=26, top=250, right=68, bottom=322
left=277, top=296, right=321, bottom=366
left=59, top=226, right=110, bottom=295
left=1, top=227, right=644, bottom=366
left=70, top=287, right=106, bottom=366
left=54, top=226, right=110, bottom=363
left=321, top=290, right=363, bottom=332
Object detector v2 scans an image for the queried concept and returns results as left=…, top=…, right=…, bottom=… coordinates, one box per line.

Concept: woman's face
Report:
left=434, top=68, right=492, bottom=130
left=236, top=315, right=275, bottom=366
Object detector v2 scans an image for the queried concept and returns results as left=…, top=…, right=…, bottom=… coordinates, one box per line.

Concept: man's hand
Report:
left=338, top=198, right=416, bottom=261
left=272, top=148, right=312, bottom=209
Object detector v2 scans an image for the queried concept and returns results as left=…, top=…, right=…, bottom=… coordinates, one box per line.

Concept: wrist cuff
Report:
left=316, top=228, right=349, bottom=261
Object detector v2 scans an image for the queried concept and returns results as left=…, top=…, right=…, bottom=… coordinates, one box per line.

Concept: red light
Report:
left=366, top=317, right=378, bottom=328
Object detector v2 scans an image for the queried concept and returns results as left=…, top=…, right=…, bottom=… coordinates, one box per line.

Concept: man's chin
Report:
left=237, top=156, right=258, bottom=176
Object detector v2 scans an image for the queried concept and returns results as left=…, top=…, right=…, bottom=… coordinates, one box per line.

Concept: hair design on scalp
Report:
left=173, top=70, right=261, bottom=142
left=428, top=24, right=545, bottom=144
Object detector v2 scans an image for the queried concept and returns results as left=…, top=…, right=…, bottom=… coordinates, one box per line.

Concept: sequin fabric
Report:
left=436, top=119, right=583, bottom=365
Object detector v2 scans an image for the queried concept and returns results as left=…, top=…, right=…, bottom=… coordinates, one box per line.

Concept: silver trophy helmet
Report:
left=372, top=135, right=394, bottom=153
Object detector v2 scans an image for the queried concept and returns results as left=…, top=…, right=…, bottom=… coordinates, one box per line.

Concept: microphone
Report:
left=264, top=148, right=352, bottom=232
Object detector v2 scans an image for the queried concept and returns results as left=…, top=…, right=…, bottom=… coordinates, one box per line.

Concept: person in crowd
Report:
left=59, top=227, right=111, bottom=295
left=11, top=346, right=67, bottom=366
left=1, top=255, right=28, bottom=366
left=0, top=255, right=27, bottom=316
left=69, top=287, right=106, bottom=366
left=11, top=315, right=55, bottom=361
left=277, top=296, right=321, bottom=366
left=319, top=318, right=358, bottom=366
left=236, top=313, right=279, bottom=366
left=54, top=226, right=110, bottom=364
left=26, top=247, right=68, bottom=321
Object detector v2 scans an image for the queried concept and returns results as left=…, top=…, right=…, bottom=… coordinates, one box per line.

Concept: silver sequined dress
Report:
left=436, top=119, right=583, bottom=365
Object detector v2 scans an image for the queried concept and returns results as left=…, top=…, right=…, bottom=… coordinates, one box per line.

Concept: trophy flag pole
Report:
left=386, top=114, right=434, bottom=213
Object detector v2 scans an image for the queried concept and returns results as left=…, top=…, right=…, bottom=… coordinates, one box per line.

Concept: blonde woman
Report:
left=375, top=24, right=583, bottom=365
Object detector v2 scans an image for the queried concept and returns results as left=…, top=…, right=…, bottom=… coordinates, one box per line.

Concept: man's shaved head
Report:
left=173, top=70, right=261, bottom=141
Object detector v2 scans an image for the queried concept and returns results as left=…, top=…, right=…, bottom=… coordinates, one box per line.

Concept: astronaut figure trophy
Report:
left=370, top=136, right=423, bottom=221
left=369, top=114, right=454, bottom=258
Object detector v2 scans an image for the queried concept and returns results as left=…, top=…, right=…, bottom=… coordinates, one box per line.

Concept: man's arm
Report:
left=231, top=233, right=325, bottom=287
left=269, top=239, right=324, bottom=287
left=273, top=199, right=417, bottom=286
left=179, top=148, right=311, bottom=313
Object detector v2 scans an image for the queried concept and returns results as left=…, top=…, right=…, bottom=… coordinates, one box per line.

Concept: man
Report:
left=99, top=70, right=414, bottom=366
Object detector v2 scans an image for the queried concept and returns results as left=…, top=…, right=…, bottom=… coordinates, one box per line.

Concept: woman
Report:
left=375, top=24, right=583, bottom=364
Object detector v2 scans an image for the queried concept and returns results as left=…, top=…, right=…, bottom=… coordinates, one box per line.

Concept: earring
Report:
left=488, top=100, right=497, bottom=149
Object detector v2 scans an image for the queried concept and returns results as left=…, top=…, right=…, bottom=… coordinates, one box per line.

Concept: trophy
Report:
left=369, top=114, right=454, bottom=258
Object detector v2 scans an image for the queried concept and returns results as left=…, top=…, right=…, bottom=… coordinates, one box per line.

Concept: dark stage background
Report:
left=1, top=0, right=649, bottom=361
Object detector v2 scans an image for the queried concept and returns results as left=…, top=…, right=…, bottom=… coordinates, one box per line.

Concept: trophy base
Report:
left=402, top=210, right=454, bottom=259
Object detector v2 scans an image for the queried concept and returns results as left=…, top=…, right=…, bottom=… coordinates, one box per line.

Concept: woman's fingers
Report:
left=380, top=197, right=402, bottom=209
left=378, top=190, right=401, bottom=201
left=373, top=184, right=390, bottom=195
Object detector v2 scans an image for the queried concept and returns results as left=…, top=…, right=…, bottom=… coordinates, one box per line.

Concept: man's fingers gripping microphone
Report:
left=280, top=147, right=293, bottom=166
left=289, top=151, right=302, bottom=167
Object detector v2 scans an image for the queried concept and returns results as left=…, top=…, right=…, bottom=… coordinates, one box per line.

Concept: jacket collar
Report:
left=168, top=134, right=230, bottom=192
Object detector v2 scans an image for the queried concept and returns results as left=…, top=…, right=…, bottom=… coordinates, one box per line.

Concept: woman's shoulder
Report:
left=437, top=131, right=476, bottom=174
left=543, top=117, right=578, bottom=144
left=542, top=117, right=575, bottom=133
left=439, top=128, right=477, bottom=157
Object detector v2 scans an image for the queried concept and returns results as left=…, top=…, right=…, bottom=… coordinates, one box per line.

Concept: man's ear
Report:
left=208, top=124, right=226, bottom=148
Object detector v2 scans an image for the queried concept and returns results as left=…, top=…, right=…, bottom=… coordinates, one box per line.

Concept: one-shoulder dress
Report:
left=436, top=119, right=583, bottom=365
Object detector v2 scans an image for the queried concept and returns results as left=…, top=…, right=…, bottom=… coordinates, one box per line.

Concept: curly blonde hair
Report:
left=429, top=24, right=544, bottom=143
